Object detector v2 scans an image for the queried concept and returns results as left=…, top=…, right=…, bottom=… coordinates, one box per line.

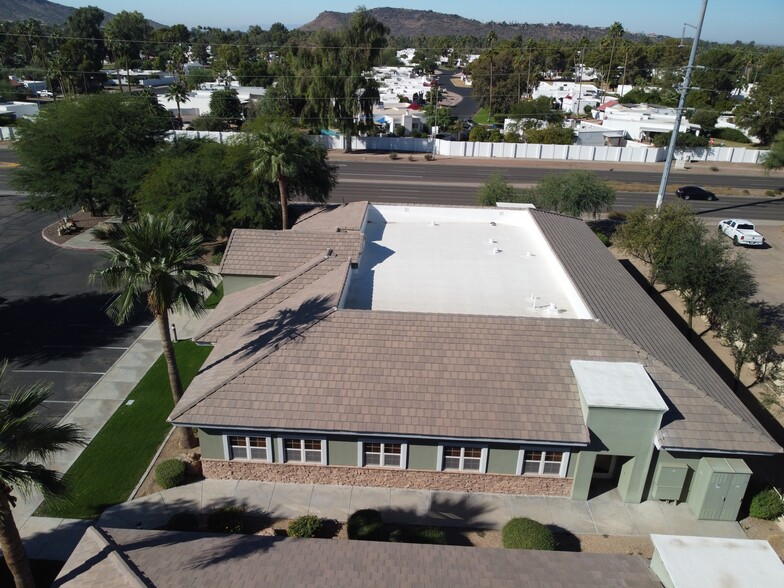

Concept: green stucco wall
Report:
left=222, top=275, right=272, bottom=296
left=487, top=446, right=519, bottom=475
left=571, top=406, right=664, bottom=503
left=408, top=443, right=438, bottom=470
left=199, top=428, right=225, bottom=460
left=328, top=438, right=358, bottom=466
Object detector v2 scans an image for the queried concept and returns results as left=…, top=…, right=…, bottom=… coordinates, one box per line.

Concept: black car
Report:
left=675, top=185, right=717, bottom=201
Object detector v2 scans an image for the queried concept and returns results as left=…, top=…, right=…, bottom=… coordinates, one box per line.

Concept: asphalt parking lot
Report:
left=0, top=195, right=148, bottom=423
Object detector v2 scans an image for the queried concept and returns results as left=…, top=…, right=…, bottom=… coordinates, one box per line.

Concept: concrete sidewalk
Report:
left=20, top=478, right=748, bottom=561
left=13, top=307, right=206, bottom=555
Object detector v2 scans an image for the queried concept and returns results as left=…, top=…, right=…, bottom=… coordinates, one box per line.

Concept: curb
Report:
left=40, top=221, right=104, bottom=252
left=130, top=427, right=176, bottom=501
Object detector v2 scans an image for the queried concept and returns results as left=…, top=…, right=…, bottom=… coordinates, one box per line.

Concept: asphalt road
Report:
left=331, top=160, right=784, bottom=221
left=0, top=193, right=147, bottom=423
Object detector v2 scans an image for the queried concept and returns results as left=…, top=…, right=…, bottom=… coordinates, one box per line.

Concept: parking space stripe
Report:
left=12, top=369, right=106, bottom=375
left=42, top=345, right=130, bottom=350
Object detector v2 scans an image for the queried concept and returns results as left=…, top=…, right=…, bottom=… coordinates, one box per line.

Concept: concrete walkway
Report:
left=13, top=308, right=205, bottom=552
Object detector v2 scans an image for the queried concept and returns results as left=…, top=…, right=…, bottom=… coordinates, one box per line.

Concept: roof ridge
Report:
left=171, top=308, right=339, bottom=422
left=193, top=250, right=334, bottom=341
left=170, top=262, right=350, bottom=422
left=82, top=527, right=147, bottom=588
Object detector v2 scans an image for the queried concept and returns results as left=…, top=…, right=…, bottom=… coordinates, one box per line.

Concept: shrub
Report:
left=347, top=508, right=384, bottom=541
left=390, top=527, right=447, bottom=545
left=424, top=153, right=435, bottom=161
left=766, top=190, right=776, bottom=196
left=714, top=128, right=750, bottom=143
left=749, top=488, right=784, bottom=520
left=389, top=152, right=399, bottom=160
left=168, top=511, right=200, bottom=532
left=207, top=505, right=246, bottom=533
left=288, top=515, right=324, bottom=538
left=211, top=252, right=223, bottom=266
left=593, top=230, right=611, bottom=246
left=408, top=154, right=416, bottom=161
left=155, top=459, right=186, bottom=489
left=502, top=517, right=555, bottom=550
left=607, top=211, right=627, bottom=221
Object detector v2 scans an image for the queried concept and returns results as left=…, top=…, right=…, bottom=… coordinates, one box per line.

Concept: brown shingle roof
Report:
left=55, top=527, right=662, bottom=588
left=531, top=209, right=779, bottom=453
left=292, top=201, right=368, bottom=232
left=194, top=251, right=347, bottom=344
left=219, top=228, right=363, bottom=276
left=172, top=262, right=351, bottom=422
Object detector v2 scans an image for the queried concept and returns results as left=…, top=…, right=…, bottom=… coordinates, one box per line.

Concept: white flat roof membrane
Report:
left=343, top=205, right=592, bottom=319
left=650, top=534, right=784, bottom=588
left=571, top=360, right=668, bottom=411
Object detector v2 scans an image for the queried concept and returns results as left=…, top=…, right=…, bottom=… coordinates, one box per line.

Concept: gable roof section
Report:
left=55, top=527, right=661, bottom=588
left=219, top=228, right=363, bottom=276
left=292, top=201, right=368, bottom=232
left=531, top=209, right=778, bottom=454
left=171, top=261, right=351, bottom=422
left=194, top=251, right=347, bottom=344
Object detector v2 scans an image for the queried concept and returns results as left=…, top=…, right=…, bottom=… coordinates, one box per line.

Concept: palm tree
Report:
left=249, top=122, right=316, bottom=230
left=0, top=361, right=84, bottom=588
left=90, top=214, right=215, bottom=449
left=165, top=80, right=190, bottom=122
left=604, top=22, right=625, bottom=91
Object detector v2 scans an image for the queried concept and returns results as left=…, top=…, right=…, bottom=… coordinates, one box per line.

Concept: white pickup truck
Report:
left=717, top=219, right=765, bottom=247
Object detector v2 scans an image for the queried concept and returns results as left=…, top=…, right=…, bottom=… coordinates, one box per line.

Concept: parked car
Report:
left=675, top=185, right=717, bottom=201
left=36, top=89, right=53, bottom=98
left=717, top=219, right=765, bottom=246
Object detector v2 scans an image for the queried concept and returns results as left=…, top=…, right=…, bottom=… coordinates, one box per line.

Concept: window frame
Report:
left=222, top=433, right=273, bottom=463
left=516, top=448, right=570, bottom=477
left=357, top=439, right=408, bottom=469
left=437, top=443, right=488, bottom=473
left=277, top=436, right=327, bottom=465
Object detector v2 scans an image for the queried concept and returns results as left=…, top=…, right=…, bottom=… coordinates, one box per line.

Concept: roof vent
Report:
left=529, top=293, right=538, bottom=309
left=526, top=251, right=534, bottom=257
left=430, top=221, right=439, bottom=226
left=492, top=247, right=501, bottom=254
left=490, top=221, right=496, bottom=226
left=335, top=227, right=341, bottom=232
left=547, top=303, right=559, bottom=313
left=488, top=238, right=496, bottom=244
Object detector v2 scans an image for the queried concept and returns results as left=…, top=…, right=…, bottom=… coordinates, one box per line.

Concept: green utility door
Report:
left=687, top=457, right=751, bottom=521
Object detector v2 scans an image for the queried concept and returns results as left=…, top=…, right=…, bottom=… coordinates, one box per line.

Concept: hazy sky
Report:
left=54, top=1, right=781, bottom=45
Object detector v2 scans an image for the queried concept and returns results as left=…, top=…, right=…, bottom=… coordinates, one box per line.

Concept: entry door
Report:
left=593, top=454, right=617, bottom=479
left=720, top=474, right=749, bottom=521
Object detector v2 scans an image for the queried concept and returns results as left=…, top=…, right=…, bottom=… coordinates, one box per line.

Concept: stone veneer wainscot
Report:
left=202, top=460, right=572, bottom=496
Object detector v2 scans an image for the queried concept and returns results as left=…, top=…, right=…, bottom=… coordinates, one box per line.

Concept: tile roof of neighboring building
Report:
left=54, top=527, right=662, bottom=588
left=531, top=209, right=778, bottom=453
left=218, top=228, right=364, bottom=277
left=292, top=201, right=368, bottom=232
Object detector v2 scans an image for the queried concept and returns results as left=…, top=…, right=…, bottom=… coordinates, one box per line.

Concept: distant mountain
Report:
left=299, top=8, right=663, bottom=43
left=1, top=0, right=162, bottom=27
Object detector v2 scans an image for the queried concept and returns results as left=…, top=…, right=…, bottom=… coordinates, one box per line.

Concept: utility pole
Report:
left=655, top=0, right=709, bottom=209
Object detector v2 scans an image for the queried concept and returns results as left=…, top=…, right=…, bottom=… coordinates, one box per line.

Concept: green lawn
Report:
left=35, top=341, right=212, bottom=519
left=205, top=280, right=224, bottom=309
left=472, top=107, right=492, bottom=125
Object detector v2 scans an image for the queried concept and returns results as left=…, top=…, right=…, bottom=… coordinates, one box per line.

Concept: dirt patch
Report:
left=42, top=210, right=113, bottom=245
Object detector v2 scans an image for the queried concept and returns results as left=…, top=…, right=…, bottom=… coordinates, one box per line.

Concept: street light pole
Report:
left=655, top=0, right=709, bottom=209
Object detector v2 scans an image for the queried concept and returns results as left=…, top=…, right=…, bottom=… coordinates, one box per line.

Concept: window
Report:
left=442, top=446, right=483, bottom=472
left=228, top=436, right=268, bottom=461
left=364, top=442, right=402, bottom=467
left=521, top=450, right=566, bottom=476
left=284, top=439, right=324, bottom=464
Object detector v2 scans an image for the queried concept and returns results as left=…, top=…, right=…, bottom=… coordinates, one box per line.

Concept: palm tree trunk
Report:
left=0, top=488, right=35, bottom=588
left=278, top=178, right=289, bottom=230
left=155, top=313, right=195, bottom=450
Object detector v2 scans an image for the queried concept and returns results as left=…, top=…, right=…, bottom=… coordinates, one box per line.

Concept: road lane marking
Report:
left=341, top=173, right=424, bottom=179
left=43, top=400, right=78, bottom=404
